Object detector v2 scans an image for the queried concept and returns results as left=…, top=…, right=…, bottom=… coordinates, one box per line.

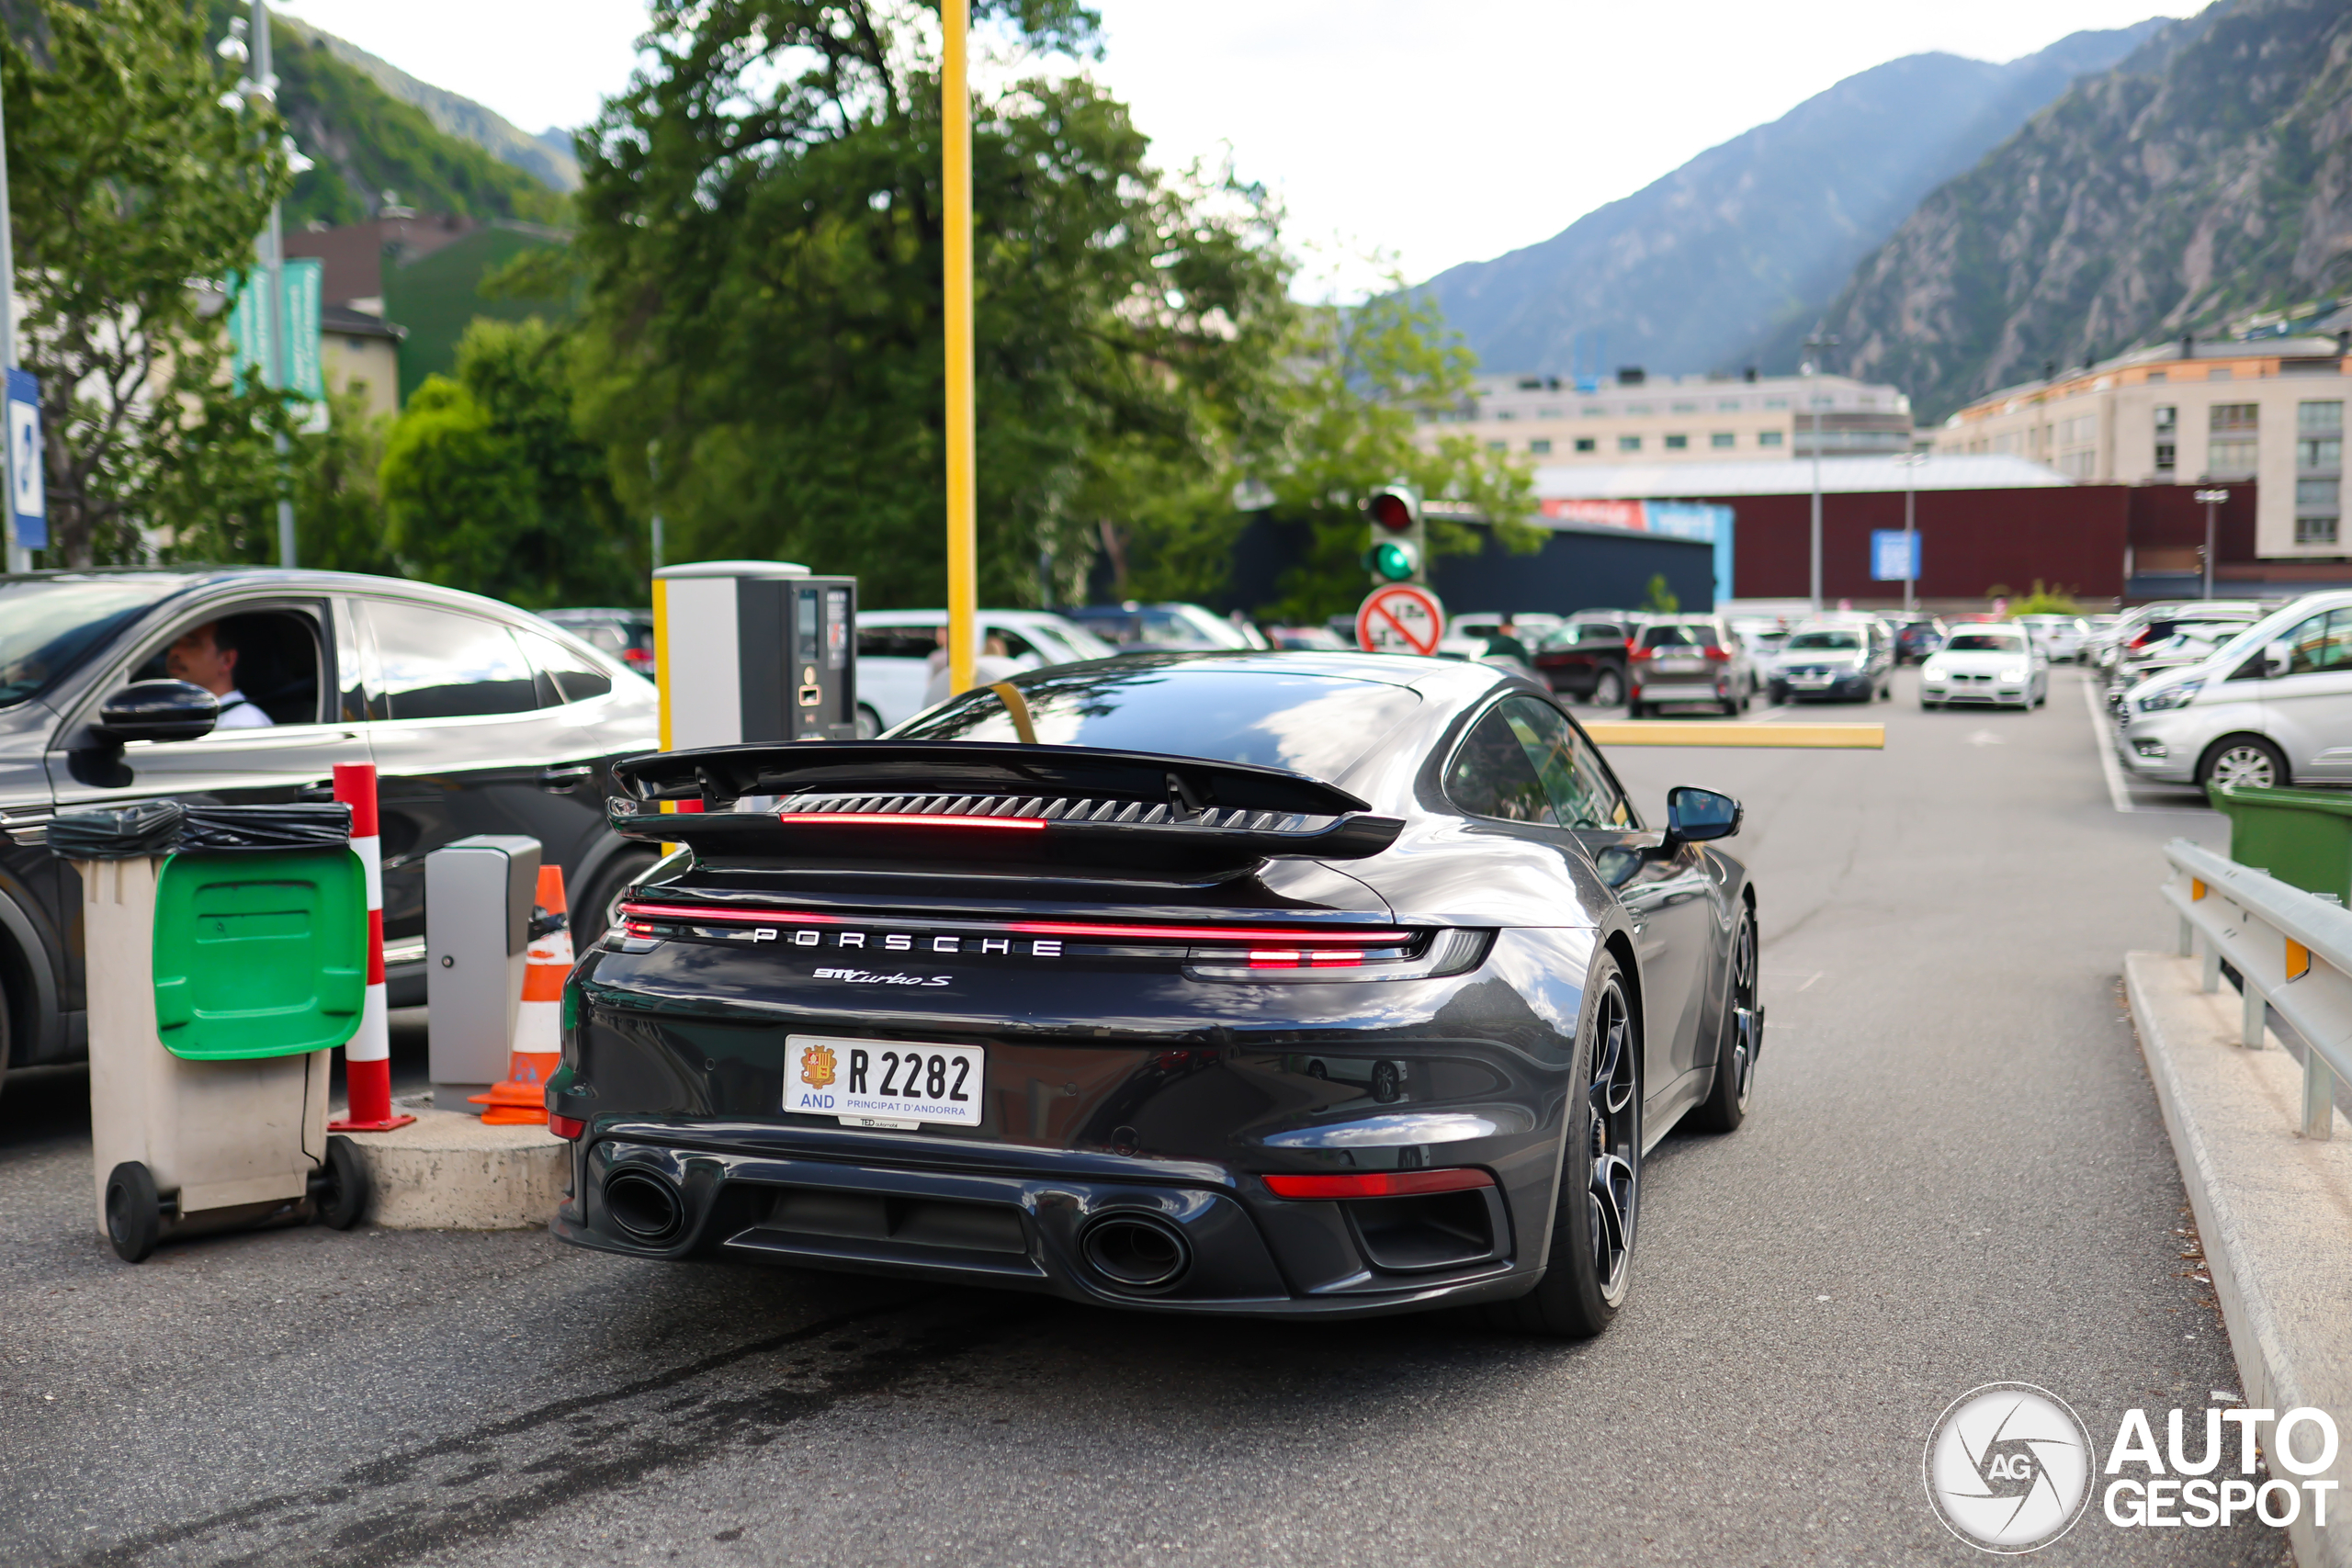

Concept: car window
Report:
left=368, top=602, right=543, bottom=720
left=1638, top=624, right=1702, bottom=649
left=858, top=624, right=942, bottom=660
left=985, top=625, right=1041, bottom=661
left=1943, top=632, right=2024, bottom=653
left=1785, top=630, right=1861, bottom=651
left=1446, top=707, right=1555, bottom=824
left=517, top=628, right=615, bottom=705
left=127, top=607, right=327, bottom=726
left=0, top=577, right=183, bottom=710
left=2281, top=610, right=2352, bottom=674
left=1498, top=696, right=1631, bottom=829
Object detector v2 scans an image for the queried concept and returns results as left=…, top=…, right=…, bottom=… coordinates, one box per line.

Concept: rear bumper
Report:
left=549, top=1130, right=1541, bottom=1318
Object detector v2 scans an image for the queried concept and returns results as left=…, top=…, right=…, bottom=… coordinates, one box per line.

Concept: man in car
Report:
left=164, top=620, right=273, bottom=728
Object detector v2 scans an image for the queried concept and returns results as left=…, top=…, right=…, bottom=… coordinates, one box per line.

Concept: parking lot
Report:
left=0, top=665, right=2284, bottom=1566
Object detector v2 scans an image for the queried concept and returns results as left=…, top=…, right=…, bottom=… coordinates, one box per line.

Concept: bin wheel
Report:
left=105, top=1162, right=162, bottom=1263
left=314, top=1135, right=368, bottom=1230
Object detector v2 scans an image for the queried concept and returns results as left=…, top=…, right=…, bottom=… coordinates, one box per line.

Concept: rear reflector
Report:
left=1261, top=1168, right=1495, bottom=1200
left=549, top=1113, right=586, bottom=1141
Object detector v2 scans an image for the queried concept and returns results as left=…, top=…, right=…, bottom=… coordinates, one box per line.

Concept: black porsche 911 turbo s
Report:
left=550, top=651, right=1760, bottom=1336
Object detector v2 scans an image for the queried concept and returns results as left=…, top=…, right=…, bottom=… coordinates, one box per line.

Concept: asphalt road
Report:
left=0, top=666, right=2288, bottom=1566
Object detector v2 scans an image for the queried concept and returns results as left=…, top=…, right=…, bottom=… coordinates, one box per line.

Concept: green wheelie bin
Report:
left=2204, top=784, right=2352, bottom=904
left=56, top=800, right=372, bottom=1262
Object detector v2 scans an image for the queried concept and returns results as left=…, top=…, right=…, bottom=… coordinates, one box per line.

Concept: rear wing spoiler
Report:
left=605, top=742, right=1403, bottom=871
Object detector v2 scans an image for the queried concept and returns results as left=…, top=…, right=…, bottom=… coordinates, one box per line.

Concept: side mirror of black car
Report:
left=1664, top=785, right=1742, bottom=845
left=95, top=680, right=220, bottom=743
left=2266, top=641, right=2292, bottom=678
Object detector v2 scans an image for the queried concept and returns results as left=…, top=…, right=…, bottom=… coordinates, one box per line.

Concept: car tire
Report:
left=2199, top=735, right=2290, bottom=792
left=1480, top=951, right=1639, bottom=1338
left=1690, top=904, right=1758, bottom=1134
left=571, top=846, right=663, bottom=951
left=855, top=703, right=883, bottom=739
left=1626, top=700, right=1646, bottom=719
left=105, top=1161, right=162, bottom=1264
left=1719, top=693, right=1738, bottom=716
left=1592, top=670, right=1624, bottom=708
left=1921, top=698, right=1939, bottom=711
left=1768, top=683, right=1787, bottom=705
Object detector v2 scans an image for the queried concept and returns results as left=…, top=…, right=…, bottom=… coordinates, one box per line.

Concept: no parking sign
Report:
left=1356, top=583, right=1446, bottom=655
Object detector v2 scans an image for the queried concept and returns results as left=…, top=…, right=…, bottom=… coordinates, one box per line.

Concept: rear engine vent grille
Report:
left=776, top=791, right=1320, bottom=833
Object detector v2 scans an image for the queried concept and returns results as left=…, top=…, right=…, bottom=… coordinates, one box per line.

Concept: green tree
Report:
left=1116, top=283, right=1538, bottom=622
left=1643, top=573, right=1679, bottom=615
left=3, top=0, right=294, bottom=565
left=567, top=0, right=1292, bottom=608
left=380, top=317, right=639, bottom=606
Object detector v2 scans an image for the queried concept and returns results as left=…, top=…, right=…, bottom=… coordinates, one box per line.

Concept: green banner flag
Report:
left=225, top=258, right=324, bottom=412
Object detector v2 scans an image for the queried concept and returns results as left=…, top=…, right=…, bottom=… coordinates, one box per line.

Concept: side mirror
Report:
left=95, top=680, right=220, bottom=743
left=1664, top=785, right=1742, bottom=845
left=2266, top=641, right=2292, bottom=679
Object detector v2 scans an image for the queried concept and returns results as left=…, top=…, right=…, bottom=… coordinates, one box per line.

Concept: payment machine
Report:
left=652, top=561, right=860, bottom=747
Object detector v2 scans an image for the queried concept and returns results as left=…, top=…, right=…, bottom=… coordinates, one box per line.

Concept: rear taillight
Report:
left=1262, top=1168, right=1495, bottom=1200
left=1629, top=644, right=1652, bottom=660
left=549, top=1113, right=585, bottom=1140
left=1702, top=646, right=1729, bottom=660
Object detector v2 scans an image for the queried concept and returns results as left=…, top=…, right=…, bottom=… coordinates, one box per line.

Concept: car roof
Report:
left=3, top=565, right=575, bottom=624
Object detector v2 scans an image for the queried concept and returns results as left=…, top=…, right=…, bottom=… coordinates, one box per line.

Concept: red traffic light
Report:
left=1367, top=490, right=1415, bottom=531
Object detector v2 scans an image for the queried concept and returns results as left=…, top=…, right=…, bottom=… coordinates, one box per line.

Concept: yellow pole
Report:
left=942, top=0, right=978, bottom=696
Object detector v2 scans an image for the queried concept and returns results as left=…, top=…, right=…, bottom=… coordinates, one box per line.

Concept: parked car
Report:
left=854, top=609, right=1116, bottom=732
left=1059, top=602, right=1267, bottom=651
left=1265, top=625, right=1348, bottom=650
left=1767, top=618, right=1894, bottom=704
left=570, top=651, right=1762, bottom=1336
left=1890, top=616, right=1947, bottom=665
left=2113, top=592, right=2352, bottom=789
left=0, top=569, right=662, bottom=1094
left=2105, top=615, right=2269, bottom=710
left=2092, top=602, right=2261, bottom=673
left=1627, top=615, right=1756, bottom=716
left=540, top=607, right=656, bottom=679
left=1532, top=614, right=1643, bottom=706
left=2014, top=614, right=2090, bottom=663
left=1919, top=625, right=2048, bottom=710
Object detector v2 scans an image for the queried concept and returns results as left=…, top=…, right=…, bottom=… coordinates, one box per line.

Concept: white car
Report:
left=2116, top=590, right=2352, bottom=790
left=2015, top=614, right=2090, bottom=663
left=1919, top=626, right=2048, bottom=710
left=855, top=609, right=1117, bottom=733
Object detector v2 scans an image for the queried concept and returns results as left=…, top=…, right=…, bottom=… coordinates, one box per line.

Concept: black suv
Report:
left=0, top=570, right=662, bottom=1090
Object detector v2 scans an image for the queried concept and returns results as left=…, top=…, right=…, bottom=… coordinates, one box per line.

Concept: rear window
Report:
left=896, top=666, right=1421, bottom=781
left=1785, top=629, right=1861, bottom=651
left=1638, top=623, right=1711, bottom=649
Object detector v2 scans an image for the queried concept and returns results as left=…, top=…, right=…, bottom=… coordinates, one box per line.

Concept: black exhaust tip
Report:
left=1080, top=1213, right=1192, bottom=1292
left=603, top=1168, right=685, bottom=1243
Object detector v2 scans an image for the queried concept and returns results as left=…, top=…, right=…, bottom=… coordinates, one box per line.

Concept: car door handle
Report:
left=539, top=764, right=596, bottom=790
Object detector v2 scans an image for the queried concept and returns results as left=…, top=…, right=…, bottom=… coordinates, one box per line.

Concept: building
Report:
left=1934, top=336, right=2351, bottom=563
left=320, top=303, right=404, bottom=423
left=1424, top=367, right=1916, bottom=466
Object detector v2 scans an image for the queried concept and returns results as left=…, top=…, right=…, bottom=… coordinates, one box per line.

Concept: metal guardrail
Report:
left=2165, top=838, right=2351, bottom=1139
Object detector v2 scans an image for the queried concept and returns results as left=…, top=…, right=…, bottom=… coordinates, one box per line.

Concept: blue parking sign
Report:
left=6, top=368, right=41, bottom=552
left=1871, top=529, right=1917, bottom=582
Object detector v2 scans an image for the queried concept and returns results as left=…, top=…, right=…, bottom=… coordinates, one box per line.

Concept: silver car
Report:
left=1627, top=615, right=1756, bottom=716
left=2117, top=591, right=2352, bottom=790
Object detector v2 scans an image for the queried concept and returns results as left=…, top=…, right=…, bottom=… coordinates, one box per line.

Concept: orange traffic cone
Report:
left=471, top=864, right=572, bottom=1125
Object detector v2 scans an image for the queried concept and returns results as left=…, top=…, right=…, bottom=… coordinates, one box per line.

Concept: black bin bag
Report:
left=177, top=804, right=352, bottom=853
left=47, top=800, right=185, bottom=860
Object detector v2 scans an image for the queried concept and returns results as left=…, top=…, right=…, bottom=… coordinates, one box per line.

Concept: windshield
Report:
left=0, top=577, right=183, bottom=709
left=1944, top=632, right=2025, bottom=653
left=1785, top=630, right=1861, bottom=651
left=896, top=663, right=1423, bottom=780
left=1639, top=623, right=1713, bottom=649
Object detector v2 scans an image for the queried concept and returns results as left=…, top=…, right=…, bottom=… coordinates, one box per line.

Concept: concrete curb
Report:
left=333, top=1097, right=567, bottom=1230
left=2127, top=951, right=2352, bottom=1568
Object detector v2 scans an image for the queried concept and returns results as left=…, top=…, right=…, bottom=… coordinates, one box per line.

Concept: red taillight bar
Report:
left=1261, top=1168, right=1495, bottom=1200
left=616, top=902, right=1413, bottom=945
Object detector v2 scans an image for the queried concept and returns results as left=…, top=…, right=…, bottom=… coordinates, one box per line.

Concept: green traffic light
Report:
left=1363, top=540, right=1418, bottom=581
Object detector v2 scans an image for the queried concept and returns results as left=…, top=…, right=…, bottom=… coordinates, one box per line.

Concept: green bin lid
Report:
left=151, top=847, right=367, bottom=1061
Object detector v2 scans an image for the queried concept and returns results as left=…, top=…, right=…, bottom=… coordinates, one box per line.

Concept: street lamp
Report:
left=1803, top=329, right=1839, bottom=613
left=1897, top=447, right=1928, bottom=615
left=220, top=4, right=303, bottom=569
left=2195, top=488, right=2230, bottom=601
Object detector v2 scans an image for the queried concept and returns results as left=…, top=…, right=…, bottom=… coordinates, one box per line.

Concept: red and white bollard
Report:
left=328, top=762, right=413, bottom=1133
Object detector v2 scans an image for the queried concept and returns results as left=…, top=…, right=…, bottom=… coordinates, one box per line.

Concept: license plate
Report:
left=786, top=1034, right=984, bottom=1129
left=1792, top=672, right=1831, bottom=685
left=1657, top=659, right=1703, bottom=673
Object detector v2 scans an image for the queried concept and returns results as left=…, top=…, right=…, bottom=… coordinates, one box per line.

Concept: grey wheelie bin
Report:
left=55, top=800, right=372, bottom=1262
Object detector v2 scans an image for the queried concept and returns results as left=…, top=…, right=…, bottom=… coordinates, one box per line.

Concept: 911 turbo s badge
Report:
left=812, top=967, right=952, bottom=987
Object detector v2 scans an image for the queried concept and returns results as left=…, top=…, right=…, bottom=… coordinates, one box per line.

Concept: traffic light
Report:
left=1362, top=482, right=1424, bottom=584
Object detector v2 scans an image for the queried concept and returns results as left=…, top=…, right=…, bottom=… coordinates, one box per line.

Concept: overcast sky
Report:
left=282, top=0, right=2196, bottom=297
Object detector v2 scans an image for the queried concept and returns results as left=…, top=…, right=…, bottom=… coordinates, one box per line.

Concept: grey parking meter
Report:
left=426, top=835, right=541, bottom=1111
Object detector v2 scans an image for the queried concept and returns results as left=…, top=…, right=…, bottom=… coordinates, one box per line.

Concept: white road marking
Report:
left=2083, top=672, right=2138, bottom=813
left=1966, top=729, right=2005, bottom=747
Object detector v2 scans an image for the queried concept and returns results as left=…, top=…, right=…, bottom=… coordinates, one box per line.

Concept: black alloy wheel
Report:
left=1483, top=953, right=1639, bottom=1337
left=1691, top=905, right=1759, bottom=1133
left=2200, top=735, right=2289, bottom=792
left=1592, top=669, right=1624, bottom=708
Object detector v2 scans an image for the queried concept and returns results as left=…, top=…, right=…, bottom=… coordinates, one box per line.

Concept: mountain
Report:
left=1419, top=22, right=2166, bottom=379
left=1812, top=0, right=2352, bottom=422
left=284, top=18, right=582, bottom=194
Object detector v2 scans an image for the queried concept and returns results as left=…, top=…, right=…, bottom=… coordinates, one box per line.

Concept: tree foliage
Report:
left=380, top=317, right=639, bottom=606
left=567, top=0, right=1295, bottom=608
left=3, top=0, right=293, bottom=565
